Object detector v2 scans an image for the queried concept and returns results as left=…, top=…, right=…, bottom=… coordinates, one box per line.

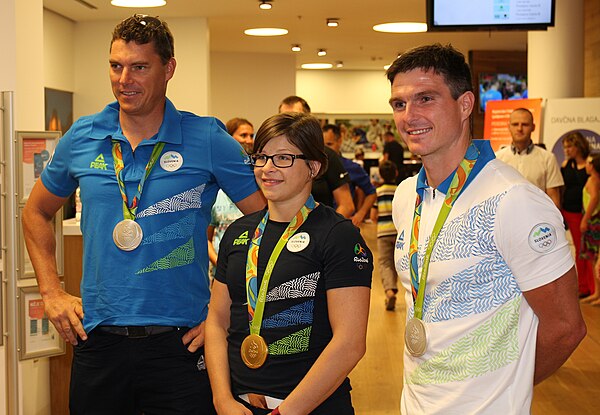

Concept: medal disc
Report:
left=405, top=317, right=427, bottom=357
left=113, top=219, right=143, bottom=251
left=241, top=334, right=268, bottom=369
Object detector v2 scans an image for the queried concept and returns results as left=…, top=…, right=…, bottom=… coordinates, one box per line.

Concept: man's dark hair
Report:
left=112, top=14, right=174, bottom=64
left=278, top=96, right=311, bottom=113
left=379, top=160, right=398, bottom=184
left=322, top=124, right=341, bottom=138
left=386, top=43, right=473, bottom=100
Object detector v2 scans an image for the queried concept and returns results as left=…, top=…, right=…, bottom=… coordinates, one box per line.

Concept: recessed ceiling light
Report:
left=244, top=28, right=289, bottom=37
left=291, top=44, right=302, bottom=52
left=317, top=49, right=327, bottom=57
left=384, top=64, right=391, bottom=70
left=327, top=18, right=339, bottom=27
left=301, top=63, right=333, bottom=69
left=373, top=22, right=428, bottom=33
left=259, top=0, right=272, bottom=10
left=111, top=0, right=166, bottom=6
left=335, top=61, right=344, bottom=68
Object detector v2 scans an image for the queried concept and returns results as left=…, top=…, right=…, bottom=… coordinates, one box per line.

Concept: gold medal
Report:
left=405, top=317, right=427, bottom=357
left=113, top=219, right=143, bottom=251
left=241, top=334, right=268, bottom=369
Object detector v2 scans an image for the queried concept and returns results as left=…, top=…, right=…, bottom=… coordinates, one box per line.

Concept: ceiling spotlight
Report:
left=373, top=22, right=428, bottom=33
left=259, top=0, right=272, bottom=10
left=326, top=18, right=340, bottom=27
left=111, top=0, right=166, bottom=6
left=317, top=49, right=327, bottom=57
left=301, top=63, right=333, bottom=69
left=291, top=44, right=302, bottom=52
left=244, top=28, right=288, bottom=36
left=335, top=61, right=344, bottom=68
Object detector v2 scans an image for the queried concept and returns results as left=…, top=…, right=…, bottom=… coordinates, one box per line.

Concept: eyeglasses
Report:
left=250, top=153, right=307, bottom=168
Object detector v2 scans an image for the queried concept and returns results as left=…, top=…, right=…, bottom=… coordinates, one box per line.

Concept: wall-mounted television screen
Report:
left=479, top=73, right=528, bottom=112
left=427, top=0, right=555, bottom=31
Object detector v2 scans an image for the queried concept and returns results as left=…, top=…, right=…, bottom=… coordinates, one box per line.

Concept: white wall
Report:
left=44, top=10, right=75, bottom=92
left=297, top=69, right=393, bottom=115
left=210, top=51, right=296, bottom=128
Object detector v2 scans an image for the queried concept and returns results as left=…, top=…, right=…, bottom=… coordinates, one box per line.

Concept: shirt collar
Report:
left=89, top=98, right=182, bottom=145
left=416, top=139, right=496, bottom=195
left=510, top=140, right=535, bottom=155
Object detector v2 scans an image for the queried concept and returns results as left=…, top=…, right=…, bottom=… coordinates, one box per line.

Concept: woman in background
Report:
left=206, top=112, right=372, bottom=415
left=580, top=154, right=600, bottom=305
left=561, top=131, right=593, bottom=297
left=207, top=118, right=255, bottom=279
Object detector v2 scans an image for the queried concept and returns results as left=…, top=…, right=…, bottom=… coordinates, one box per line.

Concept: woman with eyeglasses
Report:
left=206, top=112, right=372, bottom=415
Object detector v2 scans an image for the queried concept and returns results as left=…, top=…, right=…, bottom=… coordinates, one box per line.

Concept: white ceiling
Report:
left=43, top=0, right=528, bottom=71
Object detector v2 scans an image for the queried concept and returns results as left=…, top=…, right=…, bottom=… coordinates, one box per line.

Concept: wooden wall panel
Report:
left=584, top=0, right=600, bottom=97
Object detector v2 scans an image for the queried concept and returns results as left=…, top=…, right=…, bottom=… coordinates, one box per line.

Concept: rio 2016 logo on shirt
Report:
left=354, top=243, right=369, bottom=266
left=396, top=230, right=405, bottom=251
left=528, top=223, right=557, bottom=253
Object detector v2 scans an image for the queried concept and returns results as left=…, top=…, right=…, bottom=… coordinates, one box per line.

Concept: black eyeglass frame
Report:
left=250, top=153, right=308, bottom=168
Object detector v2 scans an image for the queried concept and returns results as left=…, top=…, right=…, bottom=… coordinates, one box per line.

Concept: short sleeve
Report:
left=495, top=183, right=573, bottom=292
left=40, top=129, right=78, bottom=197
left=322, top=221, right=373, bottom=289
left=324, top=147, right=350, bottom=191
left=209, top=119, right=259, bottom=203
left=545, top=153, right=565, bottom=189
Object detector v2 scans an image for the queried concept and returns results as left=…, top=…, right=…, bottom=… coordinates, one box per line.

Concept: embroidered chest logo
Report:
left=90, top=153, right=108, bottom=170
left=233, top=230, right=249, bottom=246
left=396, top=230, right=405, bottom=250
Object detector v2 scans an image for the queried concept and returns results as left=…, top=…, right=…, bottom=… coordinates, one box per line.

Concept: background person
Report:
left=370, top=160, right=399, bottom=311
left=22, top=14, right=264, bottom=414
left=323, top=123, right=376, bottom=227
left=208, top=117, right=255, bottom=279
left=278, top=96, right=354, bottom=218
left=561, top=131, right=593, bottom=297
left=206, top=113, right=372, bottom=415
left=496, top=107, right=564, bottom=209
left=580, top=154, right=600, bottom=305
left=387, top=43, right=585, bottom=414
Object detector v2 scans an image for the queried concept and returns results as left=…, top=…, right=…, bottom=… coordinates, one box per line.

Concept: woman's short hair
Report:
left=253, top=113, right=328, bottom=178
left=563, top=131, right=590, bottom=159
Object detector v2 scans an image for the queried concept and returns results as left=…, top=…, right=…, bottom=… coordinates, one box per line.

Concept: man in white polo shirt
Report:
left=495, top=107, right=564, bottom=209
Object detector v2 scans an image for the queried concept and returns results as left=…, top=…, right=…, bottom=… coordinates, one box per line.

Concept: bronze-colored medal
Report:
left=405, top=317, right=427, bottom=357
left=241, top=333, right=268, bottom=369
left=113, top=219, right=143, bottom=251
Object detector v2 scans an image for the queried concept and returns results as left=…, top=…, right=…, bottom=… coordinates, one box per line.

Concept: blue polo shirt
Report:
left=42, top=99, right=258, bottom=332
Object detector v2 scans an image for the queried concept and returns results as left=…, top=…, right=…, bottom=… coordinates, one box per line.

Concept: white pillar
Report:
left=528, top=0, right=584, bottom=99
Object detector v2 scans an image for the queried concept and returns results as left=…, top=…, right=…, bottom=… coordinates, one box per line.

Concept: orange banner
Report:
left=483, top=98, right=543, bottom=151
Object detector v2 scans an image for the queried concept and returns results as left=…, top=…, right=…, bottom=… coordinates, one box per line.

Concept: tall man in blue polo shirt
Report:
left=22, top=14, right=264, bottom=414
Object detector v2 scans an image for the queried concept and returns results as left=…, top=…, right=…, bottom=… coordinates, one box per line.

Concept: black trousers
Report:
left=69, top=327, right=217, bottom=415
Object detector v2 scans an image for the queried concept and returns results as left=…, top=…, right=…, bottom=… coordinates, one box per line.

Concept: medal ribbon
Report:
left=409, top=144, right=479, bottom=320
left=111, top=140, right=165, bottom=220
left=245, top=195, right=316, bottom=336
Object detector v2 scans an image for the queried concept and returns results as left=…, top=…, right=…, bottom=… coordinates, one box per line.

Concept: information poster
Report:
left=542, top=98, right=600, bottom=165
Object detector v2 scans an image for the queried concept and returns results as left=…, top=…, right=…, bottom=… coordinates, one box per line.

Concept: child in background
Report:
left=580, top=154, right=600, bottom=305
left=370, top=160, right=399, bottom=310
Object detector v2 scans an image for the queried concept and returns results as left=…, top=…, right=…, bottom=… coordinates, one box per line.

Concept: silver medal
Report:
left=405, top=317, right=427, bottom=357
left=113, top=219, right=143, bottom=251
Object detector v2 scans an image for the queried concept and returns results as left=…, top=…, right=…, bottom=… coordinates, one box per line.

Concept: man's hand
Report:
left=182, top=321, right=206, bottom=352
left=44, top=289, right=86, bottom=345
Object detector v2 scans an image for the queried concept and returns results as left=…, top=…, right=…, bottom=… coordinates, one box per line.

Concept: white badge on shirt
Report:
left=287, top=232, right=310, bottom=252
left=160, top=151, right=183, bottom=172
left=528, top=223, right=557, bottom=253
